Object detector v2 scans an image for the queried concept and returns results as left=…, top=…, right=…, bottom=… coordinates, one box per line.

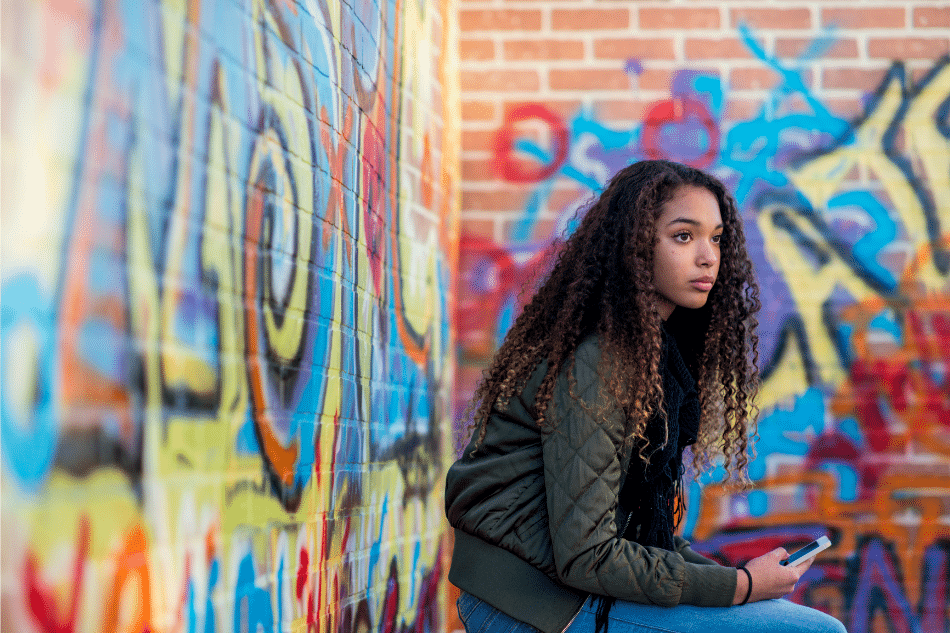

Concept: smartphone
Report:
left=780, top=536, right=831, bottom=566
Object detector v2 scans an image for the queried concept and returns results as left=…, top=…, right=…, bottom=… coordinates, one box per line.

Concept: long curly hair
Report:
left=466, top=159, right=761, bottom=484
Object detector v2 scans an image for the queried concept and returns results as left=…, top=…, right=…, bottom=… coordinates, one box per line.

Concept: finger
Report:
left=772, top=547, right=789, bottom=560
left=795, top=557, right=814, bottom=575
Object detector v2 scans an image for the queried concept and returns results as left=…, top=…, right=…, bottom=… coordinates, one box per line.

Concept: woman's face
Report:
left=651, top=185, right=723, bottom=320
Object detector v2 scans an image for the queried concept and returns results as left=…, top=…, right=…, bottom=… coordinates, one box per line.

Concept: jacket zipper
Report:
left=560, top=601, right=585, bottom=633
left=621, top=506, right=633, bottom=539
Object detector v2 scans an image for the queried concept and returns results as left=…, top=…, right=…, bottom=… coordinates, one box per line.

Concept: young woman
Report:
left=445, top=160, right=845, bottom=633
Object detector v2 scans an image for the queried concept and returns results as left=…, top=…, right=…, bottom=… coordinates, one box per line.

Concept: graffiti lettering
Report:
left=3, top=0, right=455, bottom=632
left=493, top=104, right=570, bottom=184
left=641, top=97, right=719, bottom=168
left=458, top=36, right=950, bottom=632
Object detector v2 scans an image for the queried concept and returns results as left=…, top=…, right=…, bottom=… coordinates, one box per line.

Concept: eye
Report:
left=673, top=232, right=692, bottom=243
left=712, top=233, right=723, bottom=244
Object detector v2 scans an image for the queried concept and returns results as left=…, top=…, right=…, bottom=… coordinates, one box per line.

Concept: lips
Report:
left=690, top=276, right=715, bottom=291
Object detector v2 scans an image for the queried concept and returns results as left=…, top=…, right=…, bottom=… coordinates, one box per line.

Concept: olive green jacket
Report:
left=445, top=336, right=737, bottom=633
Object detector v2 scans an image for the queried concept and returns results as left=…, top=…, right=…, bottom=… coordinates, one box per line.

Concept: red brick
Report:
left=501, top=216, right=559, bottom=243
left=594, top=37, right=675, bottom=60
left=462, top=130, right=499, bottom=153
left=636, top=68, right=673, bottom=91
left=460, top=9, right=542, bottom=32
left=822, top=66, right=889, bottom=90
left=552, top=8, right=629, bottom=30
left=914, top=7, right=950, bottom=28
left=685, top=37, right=758, bottom=60
left=461, top=70, right=540, bottom=92
left=780, top=93, right=818, bottom=114
left=460, top=38, right=495, bottom=61
left=774, top=37, right=859, bottom=59
left=724, top=98, right=764, bottom=120
left=548, top=186, right=588, bottom=213
left=868, top=37, right=950, bottom=59
left=729, top=67, right=781, bottom=91
left=461, top=218, right=497, bottom=240
left=462, top=158, right=499, bottom=181
left=504, top=39, right=585, bottom=61
left=462, top=187, right=530, bottom=212
left=549, top=68, right=631, bottom=91
left=821, top=7, right=906, bottom=29
left=462, top=100, right=497, bottom=121
left=822, top=97, right=869, bottom=119
left=502, top=100, right=582, bottom=120
left=731, top=8, right=812, bottom=30
left=730, top=67, right=814, bottom=91
left=639, top=8, right=720, bottom=29
left=596, top=98, right=652, bottom=121
left=495, top=124, right=552, bottom=148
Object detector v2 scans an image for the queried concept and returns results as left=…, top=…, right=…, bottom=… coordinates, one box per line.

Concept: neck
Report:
left=657, top=300, right=676, bottom=321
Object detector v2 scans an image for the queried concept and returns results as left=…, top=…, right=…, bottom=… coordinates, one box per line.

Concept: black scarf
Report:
left=595, top=328, right=701, bottom=633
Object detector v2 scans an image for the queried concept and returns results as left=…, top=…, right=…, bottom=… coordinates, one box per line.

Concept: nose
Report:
left=698, top=239, right=718, bottom=268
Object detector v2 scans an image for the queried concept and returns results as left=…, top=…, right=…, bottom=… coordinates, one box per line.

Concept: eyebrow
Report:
left=666, top=217, right=724, bottom=229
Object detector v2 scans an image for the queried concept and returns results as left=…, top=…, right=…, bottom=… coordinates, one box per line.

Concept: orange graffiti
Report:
left=102, top=524, right=153, bottom=633
left=244, top=180, right=300, bottom=488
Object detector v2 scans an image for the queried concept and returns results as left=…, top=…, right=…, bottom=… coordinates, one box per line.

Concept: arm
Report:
left=673, top=535, right=720, bottom=566
left=540, top=341, right=737, bottom=607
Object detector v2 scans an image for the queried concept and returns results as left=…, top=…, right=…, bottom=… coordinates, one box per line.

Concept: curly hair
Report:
left=466, top=159, right=761, bottom=485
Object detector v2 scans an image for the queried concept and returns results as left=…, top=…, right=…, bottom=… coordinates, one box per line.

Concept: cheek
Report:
left=652, top=250, right=668, bottom=281
left=656, top=246, right=683, bottom=274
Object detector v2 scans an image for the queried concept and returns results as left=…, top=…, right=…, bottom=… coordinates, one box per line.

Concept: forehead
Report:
left=657, top=185, right=722, bottom=225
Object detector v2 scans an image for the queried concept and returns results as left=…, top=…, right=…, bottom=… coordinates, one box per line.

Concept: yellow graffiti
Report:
left=902, top=61, right=950, bottom=291
left=760, top=61, right=950, bottom=409
left=5, top=0, right=456, bottom=631
left=160, top=0, right=217, bottom=396
left=757, top=199, right=882, bottom=398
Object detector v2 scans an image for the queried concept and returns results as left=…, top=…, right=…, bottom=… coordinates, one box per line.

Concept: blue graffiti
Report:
left=186, top=558, right=218, bottom=633
left=234, top=551, right=274, bottom=633
left=0, top=275, right=59, bottom=491
left=719, top=25, right=852, bottom=203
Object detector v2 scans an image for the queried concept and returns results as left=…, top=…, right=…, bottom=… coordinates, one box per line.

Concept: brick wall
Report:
left=455, top=1, right=950, bottom=631
left=0, top=0, right=459, bottom=631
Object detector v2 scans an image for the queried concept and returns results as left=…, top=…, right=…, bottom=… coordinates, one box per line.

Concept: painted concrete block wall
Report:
left=455, top=1, right=949, bottom=631
left=1, top=0, right=460, bottom=632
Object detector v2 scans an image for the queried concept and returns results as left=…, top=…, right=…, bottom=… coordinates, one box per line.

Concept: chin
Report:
left=677, top=295, right=711, bottom=310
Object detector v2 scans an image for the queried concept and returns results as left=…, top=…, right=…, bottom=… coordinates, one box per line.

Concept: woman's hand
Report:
left=733, top=548, right=812, bottom=605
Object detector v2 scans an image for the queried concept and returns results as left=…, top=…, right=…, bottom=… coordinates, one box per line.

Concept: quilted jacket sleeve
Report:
left=541, top=339, right=736, bottom=607
left=673, top=536, right=721, bottom=566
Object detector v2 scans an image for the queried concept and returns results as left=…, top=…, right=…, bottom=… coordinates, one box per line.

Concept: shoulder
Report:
left=573, top=334, right=603, bottom=372
left=555, top=334, right=607, bottom=400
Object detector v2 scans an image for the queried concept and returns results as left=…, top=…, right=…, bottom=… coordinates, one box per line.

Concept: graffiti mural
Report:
left=455, top=29, right=950, bottom=633
left=1, top=0, right=459, bottom=631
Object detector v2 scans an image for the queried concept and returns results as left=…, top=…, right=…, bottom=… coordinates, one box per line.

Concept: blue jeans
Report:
left=456, top=591, right=848, bottom=633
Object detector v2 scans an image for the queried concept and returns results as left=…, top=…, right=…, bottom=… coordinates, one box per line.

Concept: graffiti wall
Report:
left=456, top=6, right=949, bottom=632
left=1, top=0, right=459, bottom=631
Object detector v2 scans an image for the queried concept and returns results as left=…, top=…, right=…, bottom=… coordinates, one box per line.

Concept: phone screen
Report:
left=786, top=541, right=820, bottom=564
left=781, top=536, right=831, bottom=566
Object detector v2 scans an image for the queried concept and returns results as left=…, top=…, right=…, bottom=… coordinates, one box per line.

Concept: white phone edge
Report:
left=785, top=535, right=831, bottom=566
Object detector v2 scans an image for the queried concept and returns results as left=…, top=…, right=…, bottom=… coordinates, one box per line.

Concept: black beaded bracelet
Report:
left=738, top=566, right=753, bottom=605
